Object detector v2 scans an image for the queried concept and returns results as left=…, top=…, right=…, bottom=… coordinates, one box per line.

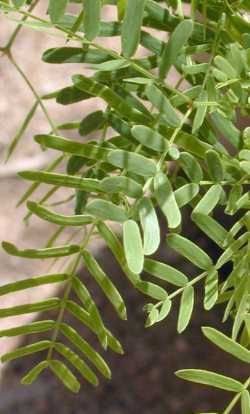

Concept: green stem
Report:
left=222, top=376, right=250, bottom=414
left=3, top=0, right=40, bottom=50
left=156, top=271, right=207, bottom=309
left=7, top=51, right=58, bottom=135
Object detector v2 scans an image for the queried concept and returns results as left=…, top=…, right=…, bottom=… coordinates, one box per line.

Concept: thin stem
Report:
left=3, top=0, right=40, bottom=50
left=7, top=52, right=58, bottom=135
left=156, top=271, right=207, bottom=309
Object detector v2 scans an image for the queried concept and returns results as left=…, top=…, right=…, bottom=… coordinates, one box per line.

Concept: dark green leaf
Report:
left=79, top=111, right=105, bottom=136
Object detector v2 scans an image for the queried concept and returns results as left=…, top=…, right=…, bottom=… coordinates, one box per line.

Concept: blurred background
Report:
left=0, top=3, right=248, bottom=413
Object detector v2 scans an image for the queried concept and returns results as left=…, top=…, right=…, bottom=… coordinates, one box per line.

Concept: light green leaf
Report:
left=107, top=149, right=156, bottom=177
left=214, top=55, right=237, bottom=79
left=145, top=307, right=159, bottom=328
left=82, top=249, right=127, bottom=320
left=122, top=0, right=146, bottom=57
left=35, top=134, right=109, bottom=161
left=241, top=390, right=250, bottom=414
left=157, top=297, right=172, bottom=322
left=72, top=277, right=106, bottom=336
left=202, top=327, right=250, bottom=364
left=0, top=298, right=60, bottom=318
left=48, top=0, right=67, bottom=23
left=123, top=220, right=144, bottom=274
left=144, top=258, right=188, bottom=287
left=66, top=300, right=123, bottom=355
left=136, top=280, right=168, bottom=301
left=117, top=0, right=126, bottom=20
left=139, top=197, right=160, bottom=256
left=177, top=285, right=194, bottom=333
left=159, top=19, right=193, bottom=79
left=12, top=0, right=27, bottom=7
left=21, top=361, right=48, bottom=385
left=132, top=125, right=169, bottom=152
left=54, top=342, right=99, bottom=386
left=83, top=0, right=101, bottom=40
left=204, top=269, right=218, bottom=310
left=205, top=150, right=224, bottom=182
left=72, top=74, right=150, bottom=124
left=2, top=241, right=79, bottom=259
left=176, top=369, right=243, bottom=392
left=175, top=131, right=211, bottom=158
left=91, top=59, right=130, bottom=72
left=1, top=340, right=51, bottom=363
left=27, top=202, right=93, bottom=226
left=211, top=111, right=241, bottom=149
left=0, top=321, right=55, bottom=338
left=192, top=92, right=208, bottom=133
left=100, top=176, right=142, bottom=198
left=193, top=184, right=222, bottom=215
left=167, top=234, right=213, bottom=270
left=179, top=152, right=203, bottom=183
left=192, top=214, right=230, bottom=249
left=19, top=171, right=101, bottom=192
left=233, top=293, right=249, bottom=341
left=174, top=183, right=199, bottom=208
left=49, top=360, right=80, bottom=393
left=97, top=221, right=140, bottom=286
left=85, top=199, right=128, bottom=222
left=60, top=323, right=111, bottom=379
left=0, top=274, right=67, bottom=296
left=216, top=233, right=248, bottom=270
left=145, top=84, right=181, bottom=127
left=154, top=172, right=181, bottom=229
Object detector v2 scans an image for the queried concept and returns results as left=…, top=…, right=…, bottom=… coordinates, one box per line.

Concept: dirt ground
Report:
left=0, top=5, right=247, bottom=414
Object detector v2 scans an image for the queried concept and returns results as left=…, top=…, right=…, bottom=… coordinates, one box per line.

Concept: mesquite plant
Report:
left=1, top=0, right=250, bottom=412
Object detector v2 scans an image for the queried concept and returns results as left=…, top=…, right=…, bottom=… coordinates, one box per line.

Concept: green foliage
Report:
left=0, top=0, right=250, bottom=412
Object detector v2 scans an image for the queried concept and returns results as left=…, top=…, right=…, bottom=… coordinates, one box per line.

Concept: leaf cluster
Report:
left=0, top=0, right=250, bottom=412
